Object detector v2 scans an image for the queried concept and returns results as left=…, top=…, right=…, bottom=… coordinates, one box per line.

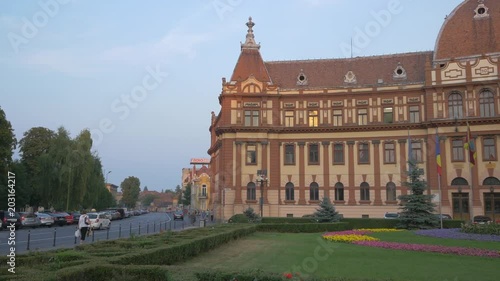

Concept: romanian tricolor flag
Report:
left=436, top=131, right=442, bottom=176
left=464, top=122, right=477, bottom=167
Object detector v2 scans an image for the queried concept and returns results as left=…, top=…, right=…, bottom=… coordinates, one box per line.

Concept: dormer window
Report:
left=474, top=2, right=489, bottom=19
left=296, top=69, right=308, bottom=86
left=344, top=71, right=357, bottom=84
left=393, top=63, right=407, bottom=80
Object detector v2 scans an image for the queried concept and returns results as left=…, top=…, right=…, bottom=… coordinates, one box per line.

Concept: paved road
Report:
left=0, top=212, right=210, bottom=255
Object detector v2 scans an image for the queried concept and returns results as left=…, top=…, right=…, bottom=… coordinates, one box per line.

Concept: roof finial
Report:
left=241, top=16, right=260, bottom=50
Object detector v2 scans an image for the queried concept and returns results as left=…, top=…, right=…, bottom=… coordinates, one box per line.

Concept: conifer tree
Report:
left=398, top=161, right=439, bottom=229
left=313, top=197, right=341, bottom=222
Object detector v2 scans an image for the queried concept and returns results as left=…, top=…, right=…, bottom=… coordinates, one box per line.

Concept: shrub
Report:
left=461, top=222, right=500, bottom=235
left=228, top=214, right=249, bottom=223
left=243, top=207, right=260, bottom=222
left=257, top=222, right=349, bottom=233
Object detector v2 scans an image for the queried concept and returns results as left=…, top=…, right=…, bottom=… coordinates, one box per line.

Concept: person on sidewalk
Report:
left=78, top=210, right=91, bottom=244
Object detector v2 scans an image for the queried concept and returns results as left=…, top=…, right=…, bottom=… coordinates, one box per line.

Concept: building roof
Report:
left=265, top=52, right=432, bottom=89
left=434, top=0, right=500, bottom=61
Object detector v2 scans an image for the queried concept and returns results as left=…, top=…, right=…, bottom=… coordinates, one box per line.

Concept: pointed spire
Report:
left=241, top=16, right=260, bottom=50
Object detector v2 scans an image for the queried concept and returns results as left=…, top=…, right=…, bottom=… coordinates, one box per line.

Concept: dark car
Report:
left=173, top=211, right=184, bottom=221
left=473, top=216, right=492, bottom=224
left=71, top=212, right=81, bottom=224
left=0, top=210, right=22, bottom=230
left=43, top=212, right=67, bottom=226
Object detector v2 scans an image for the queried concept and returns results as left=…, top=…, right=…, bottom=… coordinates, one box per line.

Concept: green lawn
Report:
left=181, top=231, right=500, bottom=281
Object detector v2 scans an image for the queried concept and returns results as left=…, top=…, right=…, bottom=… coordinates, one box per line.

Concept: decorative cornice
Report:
left=297, top=142, right=306, bottom=146
left=372, top=140, right=381, bottom=145
left=346, top=141, right=355, bottom=145
left=398, top=139, right=407, bottom=143
left=321, top=141, right=330, bottom=146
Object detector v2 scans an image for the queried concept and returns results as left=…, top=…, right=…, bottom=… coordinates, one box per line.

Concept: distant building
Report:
left=209, top=0, right=500, bottom=221
left=181, top=158, right=212, bottom=210
left=106, top=183, right=119, bottom=203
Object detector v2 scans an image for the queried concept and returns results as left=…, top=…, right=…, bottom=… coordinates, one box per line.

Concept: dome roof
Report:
left=434, top=0, right=500, bottom=61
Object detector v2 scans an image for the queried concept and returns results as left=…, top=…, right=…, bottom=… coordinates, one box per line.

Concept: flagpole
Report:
left=467, top=122, right=474, bottom=223
left=438, top=173, right=443, bottom=229
left=436, top=128, right=443, bottom=229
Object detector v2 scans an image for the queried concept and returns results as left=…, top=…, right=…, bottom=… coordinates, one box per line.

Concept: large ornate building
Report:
left=208, top=0, right=500, bottom=221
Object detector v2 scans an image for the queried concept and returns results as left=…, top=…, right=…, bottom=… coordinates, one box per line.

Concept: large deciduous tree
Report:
left=0, top=107, right=17, bottom=210
left=182, top=183, right=191, bottom=206
left=121, top=176, right=140, bottom=208
left=18, top=127, right=56, bottom=207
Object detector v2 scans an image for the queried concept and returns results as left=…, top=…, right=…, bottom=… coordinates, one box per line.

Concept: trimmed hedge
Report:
left=256, top=222, right=349, bottom=233
left=262, top=217, right=317, bottom=224
left=196, top=269, right=396, bottom=281
left=340, top=218, right=399, bottom=229
left=111, top=225, right=257, bottom=265
left=461, top=222, right=500, bottom=235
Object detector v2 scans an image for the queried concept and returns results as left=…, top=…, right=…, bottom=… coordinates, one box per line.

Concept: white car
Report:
left=87, top=212, right=111, bottom=230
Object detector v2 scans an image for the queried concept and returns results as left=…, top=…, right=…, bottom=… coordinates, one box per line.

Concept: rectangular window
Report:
left=411, top=142, right=423, bottom=163
left=284, top=144, right=295, bottom=165
left=384, top=143, right=396, bottom=164
left=309, top=143, right=319, bottom=164
left=308, top=110, right=318, bottom=127
left=409, top=106, right=420, bottom=123
left=383, top=107, right=393, bottom=123
left=285, top=111, right=294, bottom=127
left=452, top=139, right=464, bottom=162
left=244, top=110, right=259, bottom=126
left=359, top=143, right=369, bottom=164
left=333, top=110, right=343, bottom=126
left=358, top=109, right=368, bottom=125
left=246, top=145, right=257, bottom=165
left=484, top=137, right=497, bottom=161
left=333, top=144, right=344, bottom=164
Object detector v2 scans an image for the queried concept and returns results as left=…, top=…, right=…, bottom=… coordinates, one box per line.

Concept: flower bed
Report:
left=415, top=228, right=500, bottom=242
left=352, top=240, right=500, bottom=258
left=323, top=228, right=500, bottom=258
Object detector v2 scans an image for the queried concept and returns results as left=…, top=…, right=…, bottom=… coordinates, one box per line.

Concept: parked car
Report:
left=54, top=212, right=73, bottom=225
left=87, top=212, right=111, bottom=230
left=0, top=210, right=22, bottom=230
left=71, top=212, right=81, bottom=224
left=45, top=212, right=67, bottom=226
left=36, top=212, right=55, bottom=227
left=435, top=214, right=452, bottom=220
left=383, top=212, right=400, bottom=219
left=19, top=212, right=41, bottom=228
left=173, top=211, right=184, bottom=221
left=473, top=216, right=492, bottom=224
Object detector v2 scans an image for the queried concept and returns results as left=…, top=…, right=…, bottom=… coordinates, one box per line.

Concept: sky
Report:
left=0, top=0, right=464, bottom=192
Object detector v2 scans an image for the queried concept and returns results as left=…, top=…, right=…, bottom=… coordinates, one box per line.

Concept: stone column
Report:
left=372, top=140, right=382, bottom=205
left=322, top=141, right=330, bottom=199
left=347, top=141, right=356, bottom=205
left=234, top=141, right=243, bottom=204
left=298, top=142, right=307, bottom=205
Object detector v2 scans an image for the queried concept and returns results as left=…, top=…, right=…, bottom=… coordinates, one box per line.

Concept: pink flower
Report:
left=352, top=241, right=500, bottom=258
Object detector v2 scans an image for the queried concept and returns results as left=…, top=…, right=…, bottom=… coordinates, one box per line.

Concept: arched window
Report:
left=479, top=89, right=495, bottom=117
left=483, top=177, right=500, bottom=186
left=285, top=182, right=294, bottom=201
left=448, top=92, right=463, bottom=119
left=246, top=182, right=256, bottom=200
left=451, top=177, right=469, bottom=186
left=334, top=182, right=344, bottom=201
left=386, top=182, right=397, bottom=201
left=360, top=182, right=370, bottom=201
left=309, top=182, right=319, bottom=201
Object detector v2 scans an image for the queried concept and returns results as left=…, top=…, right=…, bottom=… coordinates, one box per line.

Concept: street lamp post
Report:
left=256, top=170, right=268, bottom=218
left=106, top=170, right=112, bottom=184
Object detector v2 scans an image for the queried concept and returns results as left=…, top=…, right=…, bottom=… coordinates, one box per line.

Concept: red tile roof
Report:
left=264, top=52, right=432, bottom=89
left=230, top=48, right=271, bottom=82
left=434, top=0, right=500, bottom=60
